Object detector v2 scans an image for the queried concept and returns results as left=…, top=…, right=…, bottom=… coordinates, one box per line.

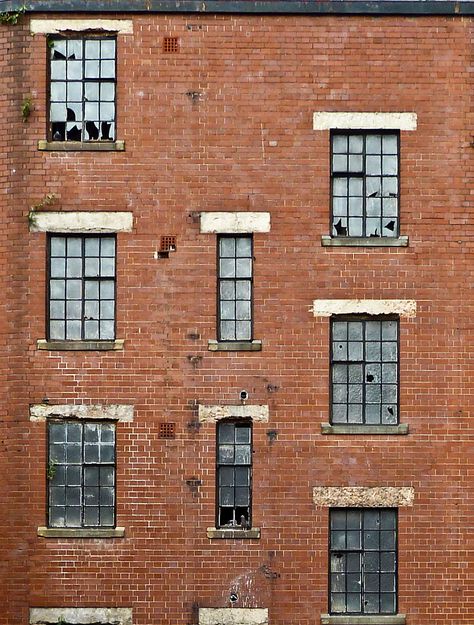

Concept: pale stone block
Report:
left=30, top=19, right=134, bottom=34
left=30, top=608, right=132, bottom=625
left=313, top=112, right=417, bottom=130
left=313, top=487, right=415, bottom=507
left=311, top=299, right=416, bottom=318
left=198, top=404, right=269, bottom=423
left=200, top=212, right=271, bottom=233
left=30, top=403, right=134, bottom=422
left=30, top=211, right=134, bottom=233
left=199, top=608, right=268, bottom=625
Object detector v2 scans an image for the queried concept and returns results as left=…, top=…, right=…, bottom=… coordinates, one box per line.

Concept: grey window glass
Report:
left=331, top=318, right=399, bottom=425
left=48, top=420, right=116, bottom=528
left=331, top=132, right=400, bottom=238
left=49, top=37, right=116, bottom=142
left=217, top=422, right=252, bottom=528
left=48, top=235, right=116, bottom=341
left=218, top=235, right=253, bottom=341
left=330, top=509, right=397, bottom=615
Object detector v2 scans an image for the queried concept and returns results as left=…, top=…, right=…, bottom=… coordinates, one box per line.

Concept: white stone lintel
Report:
left=30, top=608, right=133, bottom=625
left=313, top=112, right=417, bottom=131
left=313, top=487, right=415, bottom=507
left=30, top=211, right=134, bottom=233
left=30, top=19, right=134, bottom=34
left=199, top=608, right=268, bottom=625
left=30, top=403, right=134, bottom=422
left=200, top=212, right=271, bottom=234
left=198, top=404, right=269, bottom=423
left=311, top=299, right=416, bottom=318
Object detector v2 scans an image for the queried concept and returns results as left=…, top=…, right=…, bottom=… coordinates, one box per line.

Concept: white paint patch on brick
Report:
left=200, top=212, right=271, bottom=233
left=30, top=211, right=134, bottom=233
left=313, top=112, right=417, bottom=131
left=30, top=19, right=134, bottom=34
left=198, top=404, right=269, bottom=423
left=313, top=487, right=415, bottom=507
left=30, top=404, right=134, bottom=422
left=30, top=607, right=133, bottom=625
left=199, top=608, right=268, bottom=625
left=311, top=299, right=417, bottom=318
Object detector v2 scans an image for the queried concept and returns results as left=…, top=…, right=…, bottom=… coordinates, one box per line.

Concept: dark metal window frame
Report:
left=46, top=233, right=117, bottom=341
left=216, top=420, right=252, bottom=529
left=217, top=234, right=254, bottom=342
left=329, top=508, right=398, bottom=615
left=47, top=35, right=117, bottom=142
left=47, top=419, right=117, bottom=528
left=330, top=130, right=401, bottom=238
left=330, top=315, right=400, bottom=425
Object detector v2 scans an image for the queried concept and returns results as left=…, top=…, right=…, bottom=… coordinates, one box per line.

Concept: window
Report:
left=329, top=509, right=397, bottom=615
left=331, top=132, right=399, bottom=238
left=48, top=420, right=116, bottom=528
left=49, top=37, right=116, bottom=142
left=331, top=317, right=399, bottom=425
left=48, top=235, right=116, bottom=341
left=217, top=421, right=252, bottom=528
left=217, top=235, right=253, bottom=342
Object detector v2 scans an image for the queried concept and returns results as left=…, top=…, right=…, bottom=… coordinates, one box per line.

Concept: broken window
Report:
left=331, top=132, right=399, bottom=238
left=218, top=235, right=253, bottom=342
left=330, top=508, right=397, bottom=615
left=217, top=421, right=252, bottom=528
left=48, top=420, right=116, bottom=528
left=331, top=317, right=399, bottom=425
left=48, top=235, right=116, bottom=341
left=49, top=37, right=116, bottom=142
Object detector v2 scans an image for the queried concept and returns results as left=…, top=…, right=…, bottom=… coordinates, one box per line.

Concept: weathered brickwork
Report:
left=0, top=5, right=472, bottom=625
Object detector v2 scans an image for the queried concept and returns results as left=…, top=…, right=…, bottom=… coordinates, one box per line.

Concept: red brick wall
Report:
left=0, top=11, right=472, bottom=625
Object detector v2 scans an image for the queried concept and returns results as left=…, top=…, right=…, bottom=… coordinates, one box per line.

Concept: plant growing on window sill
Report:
left=28, top=193, right=57, bottom=227
left=0, top=5, right=26, bottom=25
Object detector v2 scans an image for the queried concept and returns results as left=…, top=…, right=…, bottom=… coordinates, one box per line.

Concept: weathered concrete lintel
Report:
left=37, top=339, right=125, bottom=350
left=313, top=112, right=417, bottom=131
left=30, top=212, right=133, bottom=233
left=311, top=299, right=416, bottom=318
left=30, top=607, right=132, bottom=625
left=200, top=212, right=271, bottom=234
left=199, top=608, right=268, bottom=625
left=38, top=140, right=125, bottom=151
left=37, top=526, right=125, bottom=538
left=321, top=423, right=408, bottom=435
left=321, top=235, right=409, bottom=248
left=30, top=18, right=133, bottom=34
left=199, top=404, right=269, bottom=423
left=206, top=527, right=261, bottom=539
left=30, top=403, right=134, bottom=422
left=313, top=487, right=415, bottom=507
left=208, top=339, right=262, bottom=352
left=321, top=615, right=406, bottom=625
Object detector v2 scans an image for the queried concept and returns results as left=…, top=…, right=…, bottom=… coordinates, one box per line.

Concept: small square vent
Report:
left=160, top=236, right=177, bottom=253
left=158, top=422, right=176, bottom=439
left=163, top=37, right=179, bottom=53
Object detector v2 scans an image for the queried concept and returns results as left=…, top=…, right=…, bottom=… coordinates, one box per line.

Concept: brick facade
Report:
left=0, top=3, right=472, bottom=624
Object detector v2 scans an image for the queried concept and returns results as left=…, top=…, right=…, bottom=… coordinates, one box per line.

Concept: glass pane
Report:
left=235, top=467, right=249, bottom=485
left=235, top=321, right=251, bottom=340
left=236, top=301, right=251, bottom=320
left=219, top=467, right=234, bottom=486
left=332, top=135, right=347, bottom=153
left=220, top=259, right=235, bottom=278
left=235, top=427, right=251, bottom=443
left=220, top=281, right=235, bottom=299
left=219, top=487, right=234, bottom=506
left=220, top=238, right=235, bottom=257
left=330, top=511, right=346, bottom=529
left=236, top=258, right=252, bottom=278
left=236, top=237, right=252, bottom=257
left=235, top=445, right=251, bottom=464
left=235, top=487, right=249, bottom=506
left=218, top=445, right=234, bottom=464
left=220, top=301, right=235, bottom=320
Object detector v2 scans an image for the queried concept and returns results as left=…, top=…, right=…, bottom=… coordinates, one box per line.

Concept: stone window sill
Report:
left=37, top=339, right=124, bottom=351
left=38, top=140, right=125, bottom=152
left=37, top=526, right=125, bottom=538
left=321, top=615, right=406, bottom=625
left=207, top=527, right=261, bottom=539
left=321, top=423, right=408, bottom=435
left=208, top=340, right=262, bottom=352
left=321, top=235, right=408, bottom=247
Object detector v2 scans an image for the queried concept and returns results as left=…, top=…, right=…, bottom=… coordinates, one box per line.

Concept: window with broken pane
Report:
left=331, top=317, right=399, bottom=425
left=331, top=132, right=399, bottom=238
left=218, top=235, right=253, bottom=342
left=330, top=509, right=397, bottom=615
left=48, top=420, right=116, bottom=528
left=217, top=422, right=252, bottom=528
left=48, top=235, right=116, bottom=341
left=49, top=37, right=116, bottom=142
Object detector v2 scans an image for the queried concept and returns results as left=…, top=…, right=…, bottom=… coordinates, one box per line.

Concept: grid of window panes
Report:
left=331, top=132, right=399, bottom=238
left=331, top=318, right=398, bottom=425
left=330, top=509, right=397, bottom=615
left=48, top=421, right=116, bottom=528
left=218, top=236, right=253, bottom=341
left=217, top=422, right=252, bottom=528
left=49, top=37, right=116, bottom=142
left=48, top=235, right=116, bottom=341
